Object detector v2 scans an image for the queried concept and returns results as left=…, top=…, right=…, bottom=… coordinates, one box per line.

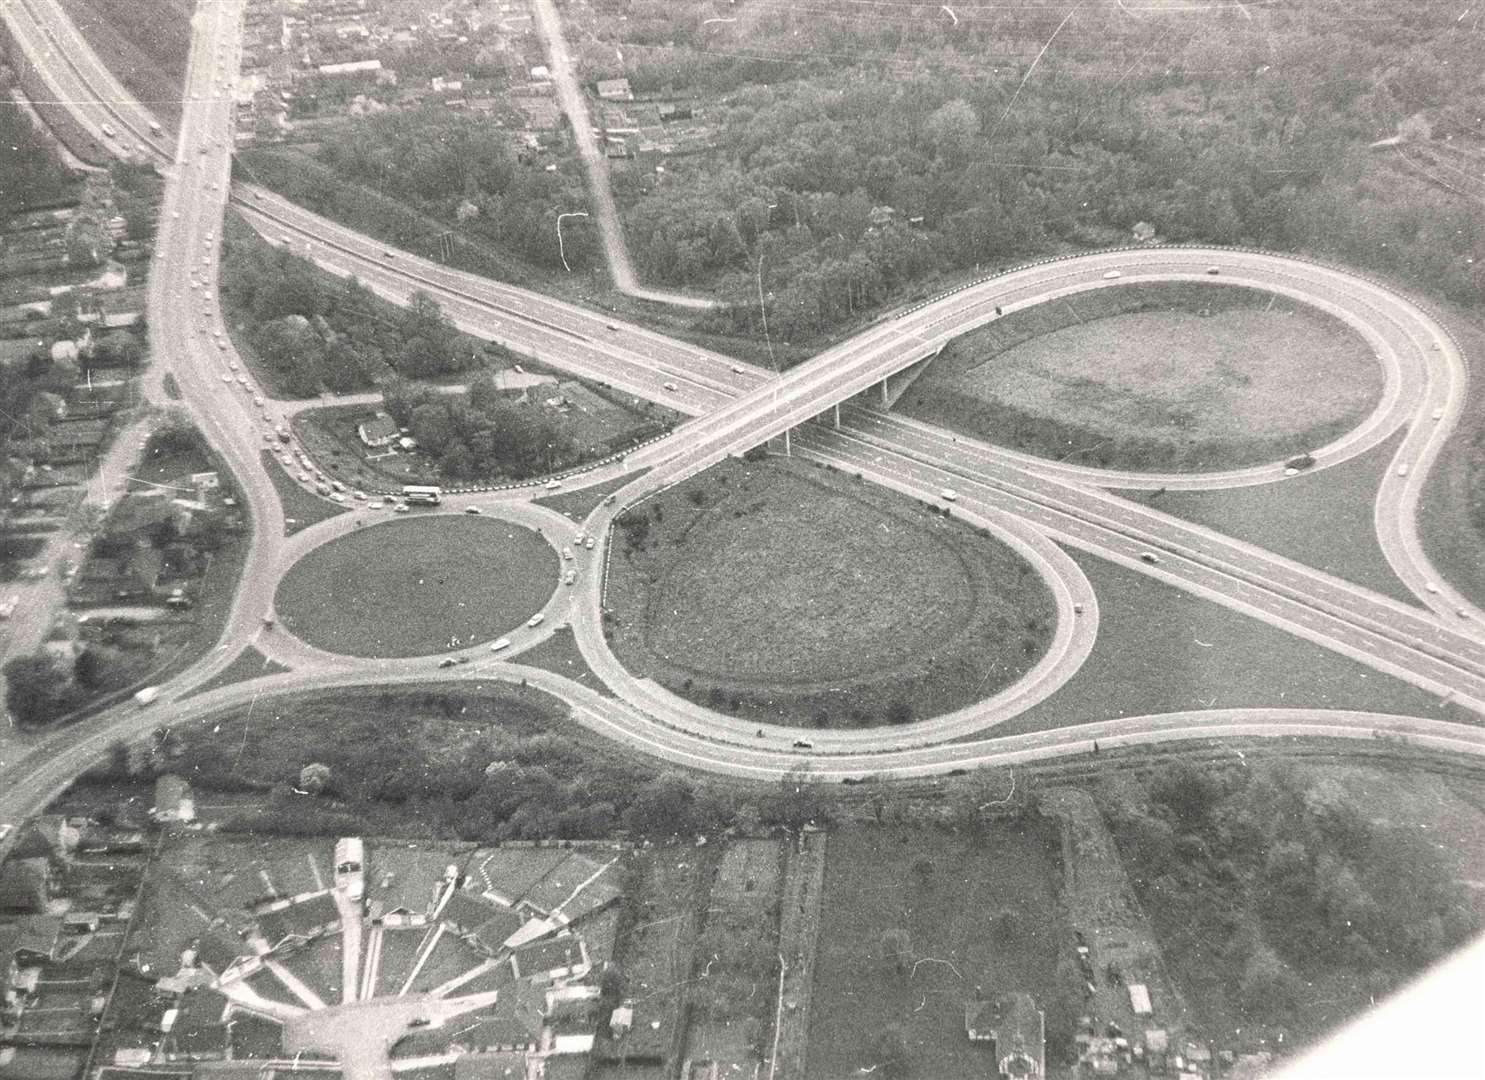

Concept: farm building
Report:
left=965, top=992, right=1045, bottom=1079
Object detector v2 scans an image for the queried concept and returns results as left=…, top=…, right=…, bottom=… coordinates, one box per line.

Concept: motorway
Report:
left=2, top=0, right=1485, bottom=834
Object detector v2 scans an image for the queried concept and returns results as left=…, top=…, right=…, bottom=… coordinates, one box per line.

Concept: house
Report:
left=255, top=892, right=341, bottom=951
left=510, top=935, right=588, bottom=983
left=453, top=1051, right=529, bottom=1080
left=0, top=858, right=52, bottom=914
left=965, top=992, right=1045, bottom=1079
left=595, top=78, right=633, bottom=102
left=161, top=988, right=232, bottom=1060
left=152, top=775, right=195, bottom=824
left=357, top=413, right=399, bottom=448
left=1128, top=982, right=1152, bottom=1016
left=0, top=923, right=19, bottom=1003
left=12, top=914, right=65, bottom=962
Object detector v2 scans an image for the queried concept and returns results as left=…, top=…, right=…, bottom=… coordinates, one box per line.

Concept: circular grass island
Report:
left=603, top=457, right=1058, bottom=729
left=898, top=283, right=1382, bottom=472
left=276, top=515, right=557, bottom=658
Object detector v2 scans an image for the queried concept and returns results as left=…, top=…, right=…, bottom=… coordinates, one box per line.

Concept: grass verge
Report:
left=259, top=451, right=345, bottom=535
left=186, top=645, right=290, bottom=698
left=1124, top=428, right=1413, bottom=604
left=53, top=0, right=190, bottom=126
left=514, top=626, right=612, bottom=696
left=604, top=456, right=1056, bottom=728
left=274, top=515, right=555, bottom=658
left=996, top=547, right=1471, bottom=737
left=1417, top=301, right=1485, bottom=611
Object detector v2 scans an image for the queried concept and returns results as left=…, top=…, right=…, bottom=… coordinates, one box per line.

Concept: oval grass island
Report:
left=602, top=457, right=1058, bottom=729
left=276, top=515, right=557, bottom=657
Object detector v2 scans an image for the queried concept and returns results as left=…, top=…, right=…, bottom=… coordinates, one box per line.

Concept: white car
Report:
left=490, top=637, right=511, bottom=652
left=544, top=479, right=562, bottom=490
left=464, top=506, right=482, bottom=514
left=527, top=612, right=545, bottom=628
left=940, top=488, right=958, bottom=502
left=1432, top=407, right=1445, bottom=420
left=1425, top=582, right=1440, bottom=594
left=663, top=381, right=679, bottom=392
left=562, top=548, right=574, bottom=561
left=1102, top=270, right=1122, bottom=280
left=584, top=537, right=595, bottom=550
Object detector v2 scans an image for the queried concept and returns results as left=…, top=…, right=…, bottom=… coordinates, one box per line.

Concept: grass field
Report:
left=996, top=547, right=1472, bottom=736
left=55, top=0, right=191, bottom=126
left=604, top=457, right=1055, bottom=728
left=902, top=286, right=1380, bottom=472
left=260, top=451, right=348, bottom=535
left=805, top=822, right=1063, bottom=1080
left=275, top=516, right=556, bottom=657
left=1126, top=428, right=1413, bottom=603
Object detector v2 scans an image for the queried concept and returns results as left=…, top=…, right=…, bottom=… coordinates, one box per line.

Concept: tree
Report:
left=299, top=762, right=332, bottom=796
left=4, top=653, right=80, bottom=726
left=925, top=98, right=980, bottom=166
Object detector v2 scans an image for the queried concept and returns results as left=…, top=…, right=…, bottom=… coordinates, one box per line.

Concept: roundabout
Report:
left=274, top=515, right=556, bottom=658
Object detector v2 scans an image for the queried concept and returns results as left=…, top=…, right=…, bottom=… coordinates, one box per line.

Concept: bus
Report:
left=402, top=485, right=442, bottom=506
left=334, top=837, right=364, bottom=900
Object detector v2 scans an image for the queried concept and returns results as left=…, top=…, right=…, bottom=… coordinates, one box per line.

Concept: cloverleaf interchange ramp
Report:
left=1, top=0, right=1483, bottom=822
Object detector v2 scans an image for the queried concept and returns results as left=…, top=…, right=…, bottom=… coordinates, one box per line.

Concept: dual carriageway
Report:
left=1, top=0, right=1484, bottom=821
